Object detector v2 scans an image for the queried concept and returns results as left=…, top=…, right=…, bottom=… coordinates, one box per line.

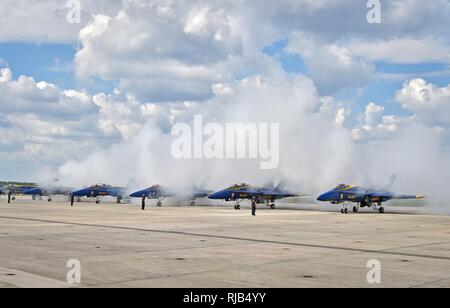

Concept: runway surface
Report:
left=0, top=197, right=449, bottom=288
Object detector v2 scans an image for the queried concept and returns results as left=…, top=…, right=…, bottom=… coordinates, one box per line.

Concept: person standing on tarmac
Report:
left=251, top=196, right=257, bottom=216
left=70, top=194, right=74, bottom=207
left=7, top=191, right=12, bottom=204
left=141, top=195, right=146, bottom=211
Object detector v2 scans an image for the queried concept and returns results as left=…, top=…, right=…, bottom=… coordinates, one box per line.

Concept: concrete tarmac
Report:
left=0, top=197, right=449, bottom=288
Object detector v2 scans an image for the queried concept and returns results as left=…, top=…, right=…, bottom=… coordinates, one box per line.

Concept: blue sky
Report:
left=0, top=43, right=76, bottom=89
left=0, top=42, right=118, bottom=95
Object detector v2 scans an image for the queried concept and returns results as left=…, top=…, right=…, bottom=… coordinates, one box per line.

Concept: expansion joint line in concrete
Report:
left=0, top=216, right=449, bottom=262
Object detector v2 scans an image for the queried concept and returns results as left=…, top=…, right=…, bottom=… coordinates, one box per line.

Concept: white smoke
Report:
left=51, top=73, right=450, bottom=213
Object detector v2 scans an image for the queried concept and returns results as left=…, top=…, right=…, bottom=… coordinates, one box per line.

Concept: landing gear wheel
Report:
left=353, top=206, right=358, bottom=213
left=96, top=200, right=100, bottom=204
left=341, top=209, right=345, bottom=214
left=344, top=208, right=349, bottom=214
left=157, top=201, right=162, bottom=207
left=379, top=207, right=385, bottom=214
left=190, top=201, right=196, bottom=206
left=234, top=204, right=241, bottom=210
left=48, top=198, right=52, bottom=202
left=12, top=197, right=16, bottom=201
left=77, top=198, right=82, bottom=202
left=270, top=204, right=276, bottom=209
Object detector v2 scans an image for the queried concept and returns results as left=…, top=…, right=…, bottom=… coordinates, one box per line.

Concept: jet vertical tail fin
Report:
left=275, top=180, right=287, bottom=191
left=385, top=174, right=397, bottom=190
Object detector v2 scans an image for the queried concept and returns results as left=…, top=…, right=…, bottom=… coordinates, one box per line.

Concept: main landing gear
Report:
left=265, top=200, right=276, bottom=209
left=156, top=197, right=165, bottom=207
left=234, top=199, right=242, bottom=210
left=371, top=203, right=385, bottom=214
left=340, top=202, right=349, bottom=214
left=340, top=202, right=386, bottom=214
left=190, top=200, right=196, bottom=206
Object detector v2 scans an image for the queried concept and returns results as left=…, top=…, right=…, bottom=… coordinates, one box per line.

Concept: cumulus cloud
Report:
left=350, top=37, right=450, bottom=64
left=76, top=0, right=450, bottom=100
left=352, top=102, right=417, bottom=141
left=0, top=68, right=106, bottom=172
left=0, top=67, right=12, bottom=82
left=395, top=79, right=450, bottom=126
left=74, top=1, right=245, bottom=101
left=286, top=32, right=375, bottom=94
left=0, top=68, right=94, bottom=118
left=0, top=0, right=122, bottom=43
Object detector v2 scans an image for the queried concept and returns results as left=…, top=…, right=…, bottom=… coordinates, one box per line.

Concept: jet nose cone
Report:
left=317, top=193, right=328, bottom=202
left=208, top=191, right=221, bottom=199
left=130, top=190, right=143, bottom=198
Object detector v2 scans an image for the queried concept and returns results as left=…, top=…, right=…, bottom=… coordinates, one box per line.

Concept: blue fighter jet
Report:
left=71, top=184, right=129, bottom=204
left=317, top=184, right=425, bottom=214
left=208, top=183, right=299, bottom=210
left=130, top=185, right=210, bottom=207
left=24, top=186, right=73, bottom=202
left=0, top=184, right=37, bottom=201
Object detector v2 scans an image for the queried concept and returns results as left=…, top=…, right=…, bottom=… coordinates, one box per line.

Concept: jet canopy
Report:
left=90, top=184, right=110, bottom=188
left=335, top=184, right=351, bottom=190
left=227, top=183, right=249, bottom=190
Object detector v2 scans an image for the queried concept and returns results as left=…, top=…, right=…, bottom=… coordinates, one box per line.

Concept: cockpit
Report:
left=335, top=184, right=350, bottom=190
left=227, top=183, right=249, bottom=190
left=90, top=184, right=109, bottom=188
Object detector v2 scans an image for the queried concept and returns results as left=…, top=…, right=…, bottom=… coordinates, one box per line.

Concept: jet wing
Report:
left=192, top=190, right=210, bottom=198
left=392, top=194, right=425, bottom=200
left=259, top=190, right=298, bottom=199
left=369, top=192, right=424, bottom=200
